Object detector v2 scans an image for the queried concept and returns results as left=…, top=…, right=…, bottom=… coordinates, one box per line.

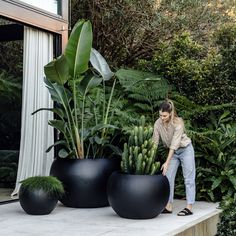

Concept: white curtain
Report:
left=11, top=27, right=54, bottom=196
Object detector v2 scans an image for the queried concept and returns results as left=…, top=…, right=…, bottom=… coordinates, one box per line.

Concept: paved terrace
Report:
left=0, top=200, right=220, bottom=236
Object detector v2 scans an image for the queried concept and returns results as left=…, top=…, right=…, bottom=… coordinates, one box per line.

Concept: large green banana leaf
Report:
left=65, top=20, right=93, bottom=77
left=44, top=55, right=69, bottom=85
left=90, top=48, right=114, bottom=81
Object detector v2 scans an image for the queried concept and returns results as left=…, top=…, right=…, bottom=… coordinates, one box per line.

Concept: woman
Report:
left=153, top=99, right=195, bottom=216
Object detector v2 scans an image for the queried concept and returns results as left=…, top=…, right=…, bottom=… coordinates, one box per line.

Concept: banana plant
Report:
left=33, top=20, right=92, bottom=159
left=33, top=20, right=118, bottom=159
left=46, top=20, right=92, bottom=159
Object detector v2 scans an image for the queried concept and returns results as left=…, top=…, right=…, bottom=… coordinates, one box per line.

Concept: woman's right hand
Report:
left=161, top=161, right=169, bottom=176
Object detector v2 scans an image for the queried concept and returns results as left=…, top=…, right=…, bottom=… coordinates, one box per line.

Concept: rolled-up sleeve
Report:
left=169, top=124, right=184, bottom=150
left=152, top=122, right=160, bottom=146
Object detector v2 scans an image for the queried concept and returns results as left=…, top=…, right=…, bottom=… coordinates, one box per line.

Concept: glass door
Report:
left=0, top=17, right=23, bottom=202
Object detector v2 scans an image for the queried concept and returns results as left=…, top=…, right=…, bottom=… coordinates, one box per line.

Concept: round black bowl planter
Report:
left=107, top=172, right=170, bottom=219
left=19, top=187, right=58, bottom=215
left=50, top=158, right=120, bottom=208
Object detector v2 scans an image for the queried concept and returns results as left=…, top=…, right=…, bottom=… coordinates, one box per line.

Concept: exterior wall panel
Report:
left=0, top=0, right=68, bottom=50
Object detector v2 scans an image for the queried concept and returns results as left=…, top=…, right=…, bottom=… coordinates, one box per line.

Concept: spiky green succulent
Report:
left=121, top=116, right=160, bottom=175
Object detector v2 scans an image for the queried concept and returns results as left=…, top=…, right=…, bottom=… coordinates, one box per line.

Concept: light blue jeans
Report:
left=166, top=143, right=196, bottom=205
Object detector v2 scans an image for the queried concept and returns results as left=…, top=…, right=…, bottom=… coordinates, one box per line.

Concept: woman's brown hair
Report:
left=159, top=99, right=181, bottom=125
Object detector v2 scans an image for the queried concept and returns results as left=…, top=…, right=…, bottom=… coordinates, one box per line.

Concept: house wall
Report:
left=0, top=0, right=68, bottom=50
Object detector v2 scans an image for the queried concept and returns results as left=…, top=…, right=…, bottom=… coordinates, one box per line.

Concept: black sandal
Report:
left=162, top=208, right=172, bottom=214
left=177, top=208, right=193, bottom=216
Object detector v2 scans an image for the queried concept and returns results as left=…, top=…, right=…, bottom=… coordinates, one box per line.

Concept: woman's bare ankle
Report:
left=186, top=204, right=193, bottom=211
left=166, top=203, right=173, bottom=211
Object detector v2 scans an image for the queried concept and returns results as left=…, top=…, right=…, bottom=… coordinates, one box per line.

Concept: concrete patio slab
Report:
left=0, top=200, right=220, bottom=236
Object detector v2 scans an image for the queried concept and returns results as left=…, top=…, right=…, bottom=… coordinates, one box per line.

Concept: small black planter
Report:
left=19, top=187, right=58, bottom=215
left=107, top=172, right=170, bottom=219
left=50, top=158, right=120, bottom=208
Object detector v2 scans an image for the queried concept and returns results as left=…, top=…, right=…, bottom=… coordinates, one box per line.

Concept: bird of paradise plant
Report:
left=34, top=20, right=115, bottom=159
left=33, top=19, right=162, bottom=159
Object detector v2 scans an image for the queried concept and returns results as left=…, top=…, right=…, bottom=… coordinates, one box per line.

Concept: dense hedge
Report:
left=138, top=25, right=236, bottom=106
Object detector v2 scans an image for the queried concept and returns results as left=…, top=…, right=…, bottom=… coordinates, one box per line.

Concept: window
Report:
left=19, top=0, right=62, bottom=15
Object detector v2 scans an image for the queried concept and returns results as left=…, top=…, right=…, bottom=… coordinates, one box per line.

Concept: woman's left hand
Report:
left=161, top=161, right=169, bottom=176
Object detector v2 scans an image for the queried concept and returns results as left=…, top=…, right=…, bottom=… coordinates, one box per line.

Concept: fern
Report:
left=133, top=103, right=153, bottom=112
left=116, top=69, right=170, bottom=122
left=113, top=107, right=144, bottom=131
left=172, top=93, right=235, bottom=121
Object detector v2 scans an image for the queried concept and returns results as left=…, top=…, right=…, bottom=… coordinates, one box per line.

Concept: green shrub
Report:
left=171, top=111, right=236, bottom=202
left=138, top=32, right=207, bottom=101
left=216, top=195, right=236, bottom=236
left=138, top=27, right=236, bottom=107
left=192, top=114, right=236, bottom=202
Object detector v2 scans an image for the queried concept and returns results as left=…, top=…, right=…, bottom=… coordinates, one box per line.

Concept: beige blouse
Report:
left=153, top=117, right=191, bottom=150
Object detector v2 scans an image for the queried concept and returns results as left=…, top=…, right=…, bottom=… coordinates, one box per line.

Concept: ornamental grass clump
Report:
left=20, top=176, right=64, bottom=198
left=121, top=116, right=160, bottom=175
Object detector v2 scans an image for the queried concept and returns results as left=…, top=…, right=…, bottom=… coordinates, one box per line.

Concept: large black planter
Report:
left=50, top=158, right=120, bottom=208
left=107, top=172, right=170, bottom=219
left=19, top=187, right=58, bottom=215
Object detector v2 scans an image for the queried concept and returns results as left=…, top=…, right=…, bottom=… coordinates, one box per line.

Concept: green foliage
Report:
left=79, top=80, right=120, bottom=158
left=0, top=19, right=23, bottom=152
left=214, top=23, right=236, bottom=49
left=139, top=27, right=236, bottom=107
left=216, top=195, right=236, bottom=236
left=0, top=70, right=22, bottom=102
left=171, top=93, right=235, bottom=130
left=115, top=69, right=170, bottom=123
left=192, top=114, right=236, bottom=202
left=110, top=97, right=142, bottom=131
left=121, top=116, right=160, bottom=175
left=44, top=19, right=93, bottom=159
left=0, top=35, right=23, bottom=79
left=71, top=0, right=235, bottom=67
left=138, top=32, right=206, bottom=101
left=65, top=20, right=93, bottom=76
left=0, top=150, right=18, bottom=187
left=34, top=20, right=104, bottom=159
left=71, top=0, right=158, bottom=67
left=0, top=71, right=22, bottom=151
left=20, top=176, right=64, bottom=198
left=35, top=19, right=157, bottom=160
left=209, top=24, right=236, bottom=104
